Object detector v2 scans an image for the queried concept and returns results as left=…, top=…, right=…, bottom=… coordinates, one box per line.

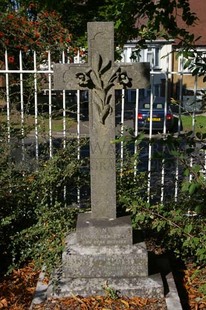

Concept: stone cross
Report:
left=54, top=22, right=150, bottom=220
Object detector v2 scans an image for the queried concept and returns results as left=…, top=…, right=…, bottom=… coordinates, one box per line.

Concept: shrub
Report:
left=126, top=132, right=206, bottom=265
left=0, top=123, right=88, bottom=273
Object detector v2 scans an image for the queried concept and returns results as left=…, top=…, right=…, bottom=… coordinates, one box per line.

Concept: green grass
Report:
left=1, top=111, right=205, bottom=135
left=181, top=115, right=206, bottom=133
left=0, top=111, right=76, bottom=133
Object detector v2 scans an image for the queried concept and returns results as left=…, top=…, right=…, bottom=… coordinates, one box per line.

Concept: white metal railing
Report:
left=0, top=49, right=205, bottom=205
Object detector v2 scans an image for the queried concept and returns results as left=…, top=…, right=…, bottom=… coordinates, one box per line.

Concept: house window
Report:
left=178, top=55, right=193, bottom=72
left=122, top=45, right=161, bottom=67
left=178, top=51, right=206, bottom=72
left=147, top=48, right=153, bottom=65
left=146, top=47, right=160, bottom=68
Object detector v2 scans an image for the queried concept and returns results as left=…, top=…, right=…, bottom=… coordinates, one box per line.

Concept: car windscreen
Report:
left=142, top=103, right=164, bottom=110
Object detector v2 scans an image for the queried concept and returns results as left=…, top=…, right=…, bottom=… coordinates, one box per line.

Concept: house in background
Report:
left=122, top=39, right=173, bottom=102
left=122, top=0, right=206, bottom=111
left=171, top=0, right=206, bottom=111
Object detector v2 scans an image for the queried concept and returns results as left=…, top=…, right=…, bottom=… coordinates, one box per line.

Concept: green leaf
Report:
left=192, top=164, right=201, bottom=173
left=184, top=168, right=190, bottom=177
left=189, top=182, right=198, bottom=195
left=182, top=181, right=190, bottom=192
left=184, top=224, right=193, bottom=234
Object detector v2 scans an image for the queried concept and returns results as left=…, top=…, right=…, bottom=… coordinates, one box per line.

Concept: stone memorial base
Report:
left=47, top=213, right=164, bottom=298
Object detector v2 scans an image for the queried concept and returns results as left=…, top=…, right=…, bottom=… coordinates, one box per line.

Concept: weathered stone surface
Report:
left=54, top=22, right=150, bottom=220
left=54, top=62, right=150, bottom=91
left=76, top=213, right=133, bottom=246
left=62, top=232, right=148, bottom=278
left=48, top=274, right=164, bottom=298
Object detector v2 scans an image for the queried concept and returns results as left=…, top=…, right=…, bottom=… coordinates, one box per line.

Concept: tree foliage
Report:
left=0, top=0, right=197, bottom=48
left=0, top=10, right=71, bottom=64
left=100, top=0, right=197, bottom=47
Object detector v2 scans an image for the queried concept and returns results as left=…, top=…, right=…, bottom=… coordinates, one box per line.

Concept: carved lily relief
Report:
left=76, top=54, right=132, bottom=124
